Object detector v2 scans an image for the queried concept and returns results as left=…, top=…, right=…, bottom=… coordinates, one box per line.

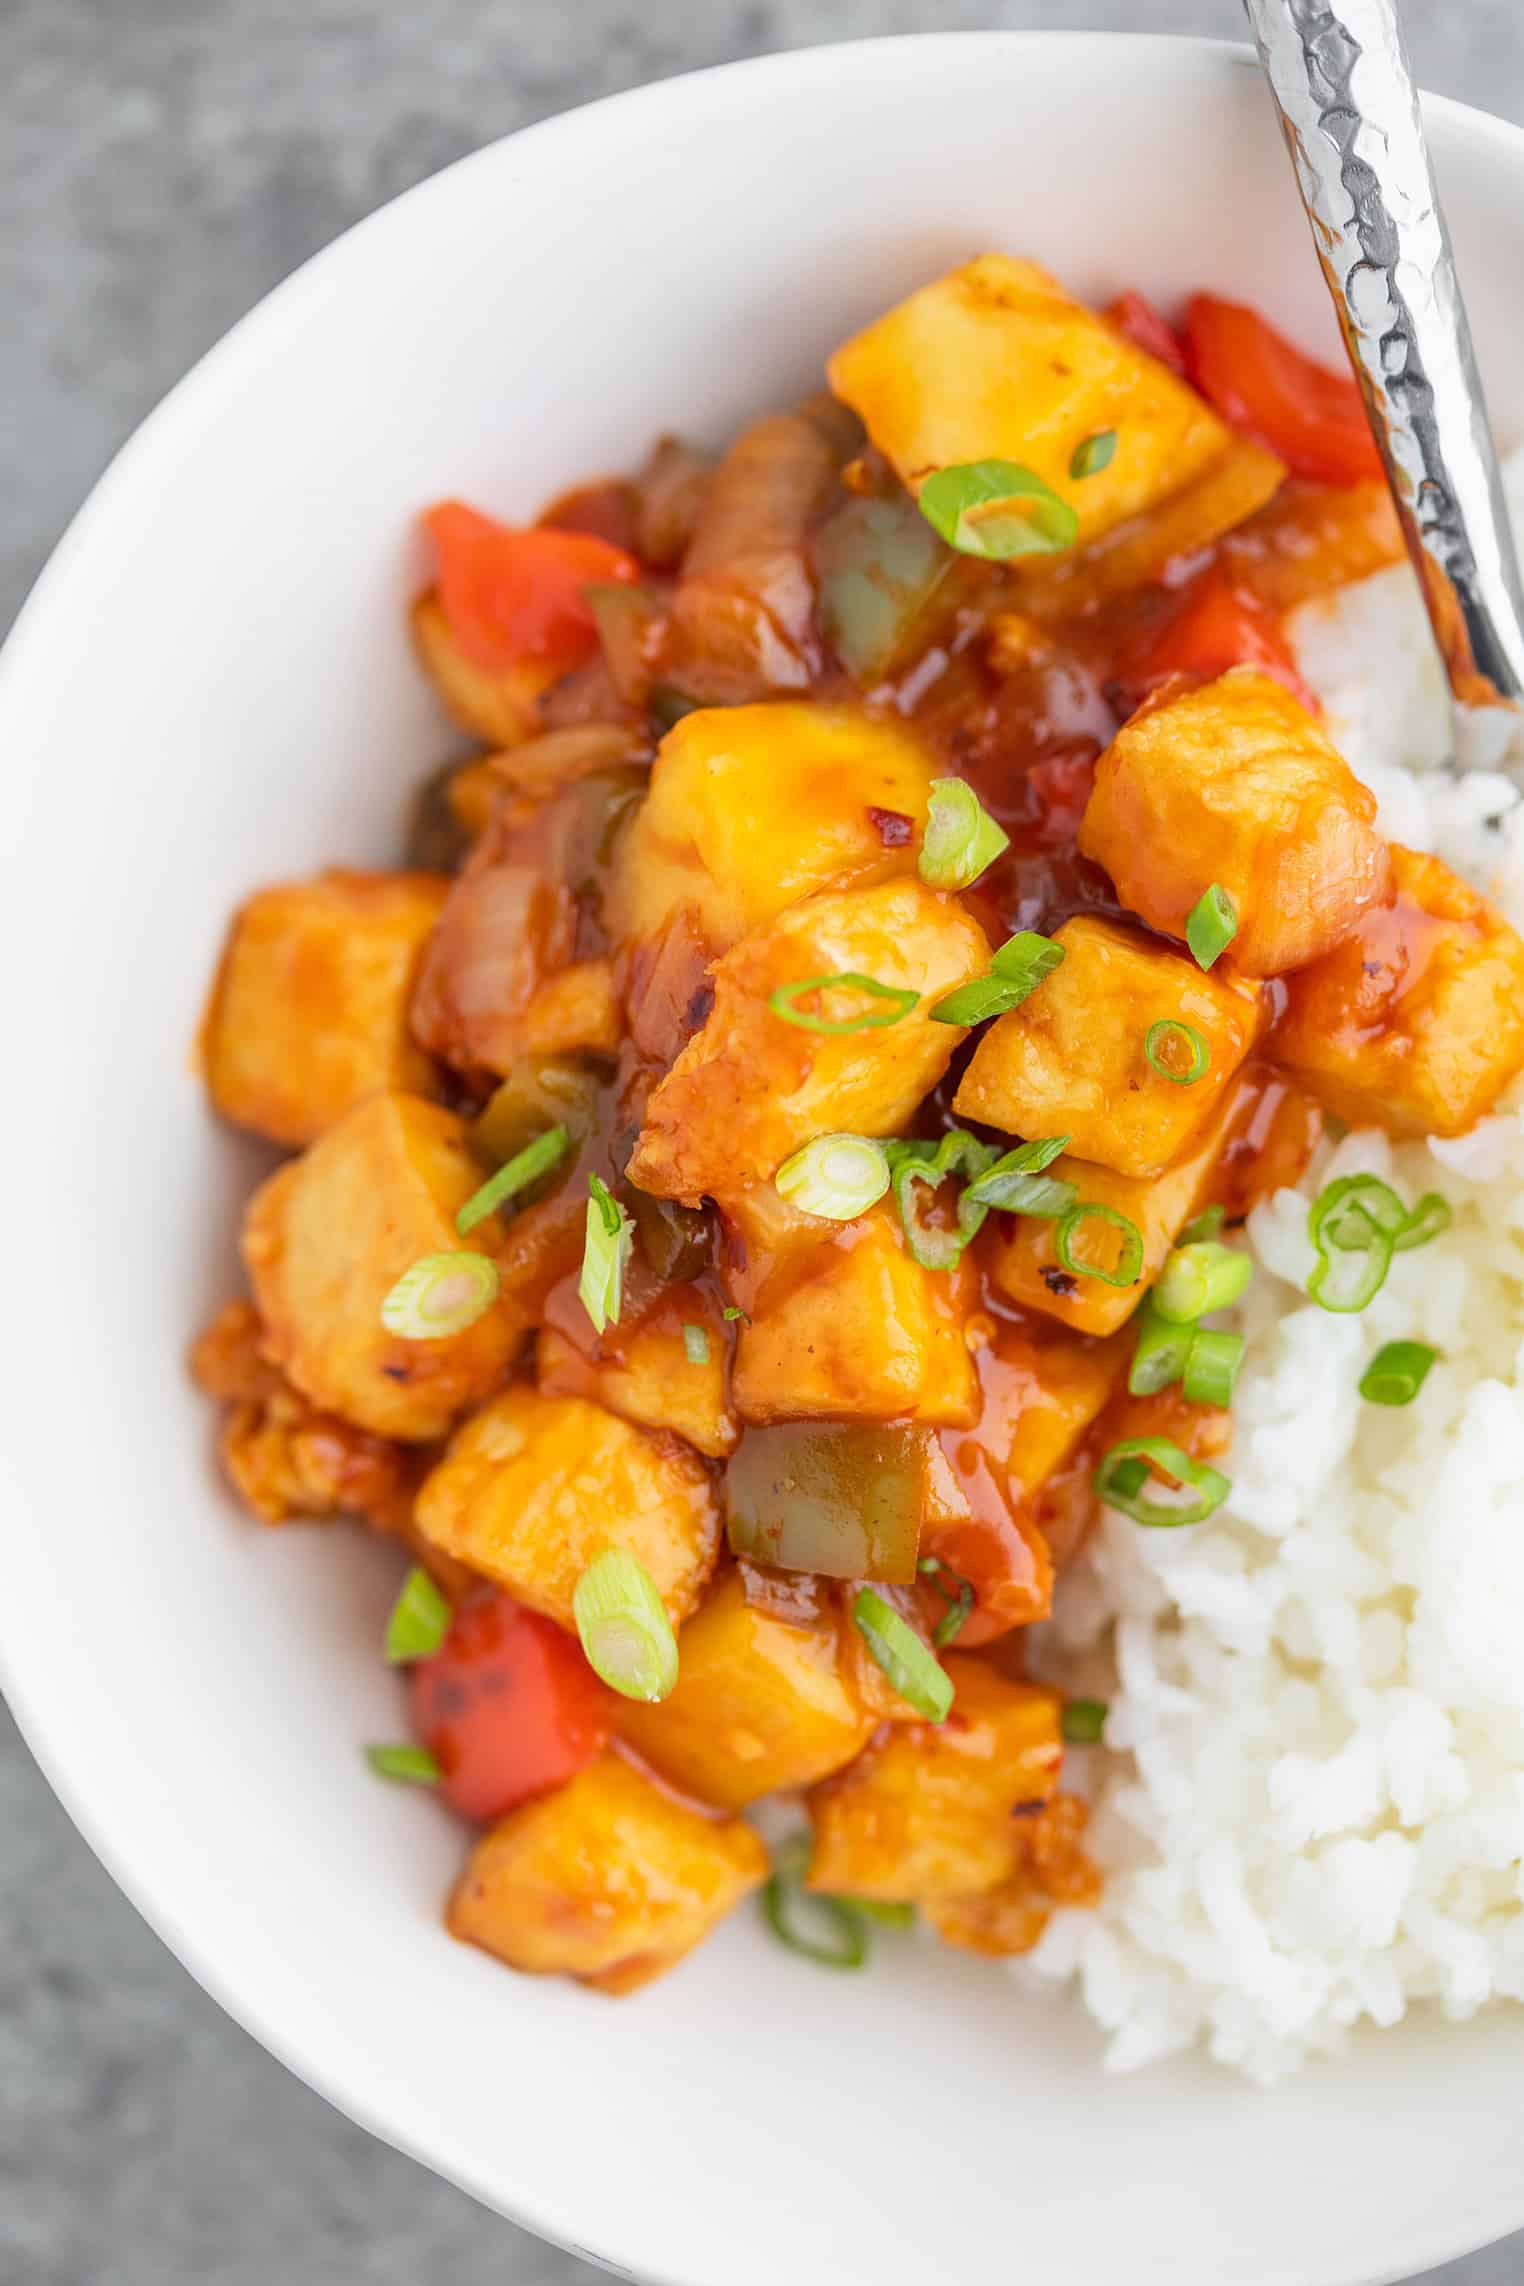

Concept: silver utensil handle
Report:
left=1244, top=0, right=1524, bottom=708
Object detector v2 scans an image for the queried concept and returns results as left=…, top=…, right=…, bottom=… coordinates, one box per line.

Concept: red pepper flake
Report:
left=867, top=806, right=914, bottom=848
left=1041, top=1265, right=1079, bottom=1297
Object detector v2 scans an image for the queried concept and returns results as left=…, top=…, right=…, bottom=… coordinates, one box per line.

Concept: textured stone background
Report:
left=4, top=3, right=1524, bottom=2280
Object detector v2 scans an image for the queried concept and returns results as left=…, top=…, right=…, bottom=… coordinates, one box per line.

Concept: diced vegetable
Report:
left=409, top=1590, right=614, bottom=1819
left=815, top=490, right=958, bottom=681
left=471, top=1058, right=603, bottom=1171
left=1123, top=568, right=1313, bottom=707
left=1182, top=294, right=1381, bottom=487
left=422, top=499, right=639, bottom=672
left=723, top=1419, right=933, bottom=1582
left=1105, top=288, right=1186, bottom=375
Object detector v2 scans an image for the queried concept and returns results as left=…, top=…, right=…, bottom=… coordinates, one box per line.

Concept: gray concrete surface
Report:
left=4, top=2, right=1524, bottom=2279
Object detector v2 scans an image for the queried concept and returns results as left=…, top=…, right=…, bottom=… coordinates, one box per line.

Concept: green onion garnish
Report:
left=1307, top=1175, right=1449, bottom=1314
left=775, top=1133, right=892, bottom=1221
left=723, top=1304, right=750, bottom=1323
left=852, top=1899, right=916, bottom=1928
left=364, top=1743, right=441, bottom=1786
left=380, top=1251, right=499, bottom=1339
left=1054, top=1201, right=1145, bottom=1288
left=1186, top=884, right=1238, bottom=970
left=761, top=1836, right=868, bottom=1971
left=1069, top=430, right=1118, bottom=480
left=930, top=930, right=1066, bottom=1026
left=1359, top=1339, right=1437, bottom=1406
left=852, top=1588, right=954, bottom=1722
left=918, top=1554, right=976, bottom=1647
left=682, top=1322, right=710, bottom=1366
left=962, top=1134, right=1076, bottom=1221
left=456, top=1124, right=569, bottom=1235
left=384, top=1567, right=452, bottom=1665
left=884, top=1128, right=995, bottom=1269
left=768, top=972, right=919, bottom=1034
left=1154, top=1240, right=1252, bottom=1325
left=572, top=1548, right=678, bottom=1703
left=917, top=458, right=1080, bottom=560
left=918, top=778, right=1011, bottom=891
left=579, top=1175, right=633, bottom=1334
left=1183, top=1327, right=1246, bottom=1407
left=1127, top=1293, right=1195, bottom=1396
left=1144, top=1019, right=1209, bottom=1086
left=1393, top=1192, right=1453, bottom=1252
left=1094, top=1437, right=1231, bottom=1527
left=1061, top=1697, right=1108, bottom=1744
left=1178, top=1203, right=1227, bottom=1247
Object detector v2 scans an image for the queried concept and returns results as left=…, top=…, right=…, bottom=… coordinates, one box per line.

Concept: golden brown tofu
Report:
left=628, top=878, right=989, bottom=1204
left=954, top=915, right=1261, bottom=1178
left=1273, top=844, right=1524, bottom=1136
left=807, top=1656, right=1064, bottom=1902
left=202, top=870, right=448, bottom=1147
left=985, top=1080, right=1245, bottom=1336
left=414, top=1385, right=720, bottom=1631
left=1079, top=669, right=1390, bottom=976
left=610, top=701, right=936, bottom=951
left=411, top=588, right=558, bottom=747
left=620, top=1571, right=877, bottom=1809
left=242, top=1093, right=522, bottom=1440
left=827, top=256, right=1283, bottom=593
left=725, top=1188, right=978, bottom=1427
left=448, top=1753, right=766, bottom=1992
left=924, top=1794, right=1102, bottom=1957
left=535, top=1289, right=737, bottom=1459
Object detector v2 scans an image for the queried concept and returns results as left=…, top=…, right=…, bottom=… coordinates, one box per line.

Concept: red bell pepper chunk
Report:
left=423, top=499, right=639, bottom=674
left=1105, top=289, right=1187, bottom=379
left=1181, top=295, right=1381, bottom=488
left=410, top=1589, right=614, bottom=1822
left=1127, top=570, right=1315, bottom=710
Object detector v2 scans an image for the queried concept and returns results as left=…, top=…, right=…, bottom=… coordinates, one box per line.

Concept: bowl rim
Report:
left=6, top=29, right=1524, bottom=2286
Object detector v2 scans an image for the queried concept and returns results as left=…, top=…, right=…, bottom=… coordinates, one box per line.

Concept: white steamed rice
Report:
left=1022, top=451, right=1524, bottom=2081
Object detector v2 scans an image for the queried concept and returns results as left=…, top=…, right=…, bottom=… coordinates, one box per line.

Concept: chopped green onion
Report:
left=930, top=931, right=1066, bottom=1026
left=681, top=1322, right=710, bottom=1366
left=769, top=972, right=919, bottom=1034
left=384, top=1567, right=452, bottom=1665
left=1069, top=430, right=1118, bottom=480
left=1154, top=1240, right=1252, bottom=1324
left=918, top=459, right=1080, bottom=561
left=1305, top=1174, right=1448, bottom=1315
left=572, top=1549, right=678, bottom=1703
left=852, top=1898, right=916, bottom=1928
left=1178, top=1203, right=1226, bottom=1247
left=364, top=1743, right=440, bottom=1786
left=1183, top=1328, right=1247, bottom=1407
left=775, top=1133, right=891, bottom=1221
left=723, top=1304, right=750, bottom=1323
left=761, top=1835, right=868, bottom=1970
left=1393, top=1192, right=1453, bottom=1252
left=852, top=1588, right=954, bottom=1722
left=1061, top=1697, right=1108, bottom=1744
left=918, top=1554, right=975, bottom=1647
left=1128, top=1293, right=1195, bottom=1395
left=380, top=1251, right=499, bottom=1339
left=962, top=1134, right=1076, bottom=1221
left=1094, top=1437, right=1231, bottom=1527
left=456, top=1124, right=569, bottom=1235
left=579, top=1175, right=633, bottom=1334
left=919, top=778, right=1011, bottom=890
left=884, top=1129, right=995, bottom=1269
left=1054, top=1201, right=1145, bottom=1288
left=1186, top=883, right=1238, bottom=970
left=1144, top=1019, right=1209, bottom=1086
left=1359, top=1339, right=1437, bottom=1406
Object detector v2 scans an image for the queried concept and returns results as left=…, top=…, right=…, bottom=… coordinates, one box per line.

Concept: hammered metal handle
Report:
left=1244, top=0, right=1524, bottom=711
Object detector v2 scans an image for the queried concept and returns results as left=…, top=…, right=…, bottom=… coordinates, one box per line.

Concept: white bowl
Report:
left=5, top=31, right=1524, bottom=2286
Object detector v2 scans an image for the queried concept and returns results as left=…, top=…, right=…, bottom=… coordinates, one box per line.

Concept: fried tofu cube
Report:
left=985, top=1081, right=1244, bottom=1336
left=724, top=1188, right=977, bottom=1426
left=242, top=1092, right=522, bottom=1440
left=448, top=1753, right=766, bottom=1992
left=202, top=869, right=448, bottom=1147
left=806, top=1657, right=1064, bottom=1901
left=1273, top=844, right=1524, bottom=1135
left=412, top=589, right=559, bottom=747
left=535, top=1289, right=737, bottom=1458
left=827, top=256, right=1283, bottom=591
left=619, top=1571, right=878, bottom=1809
left=954, top=915, right=1261, bottom=1178
left=610, top=701, right=937, bottom=951
left=924, top=1794, right=1102, bottom=1957
left=1079, top=668, right=1390, bottom=975
left=628, top=878, right=989, bottom=1203
left=414, top=1385, right=720, bottom=1631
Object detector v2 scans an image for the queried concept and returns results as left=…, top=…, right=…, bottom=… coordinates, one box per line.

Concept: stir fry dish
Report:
left=192, top=256, right=1524, bottom=1997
